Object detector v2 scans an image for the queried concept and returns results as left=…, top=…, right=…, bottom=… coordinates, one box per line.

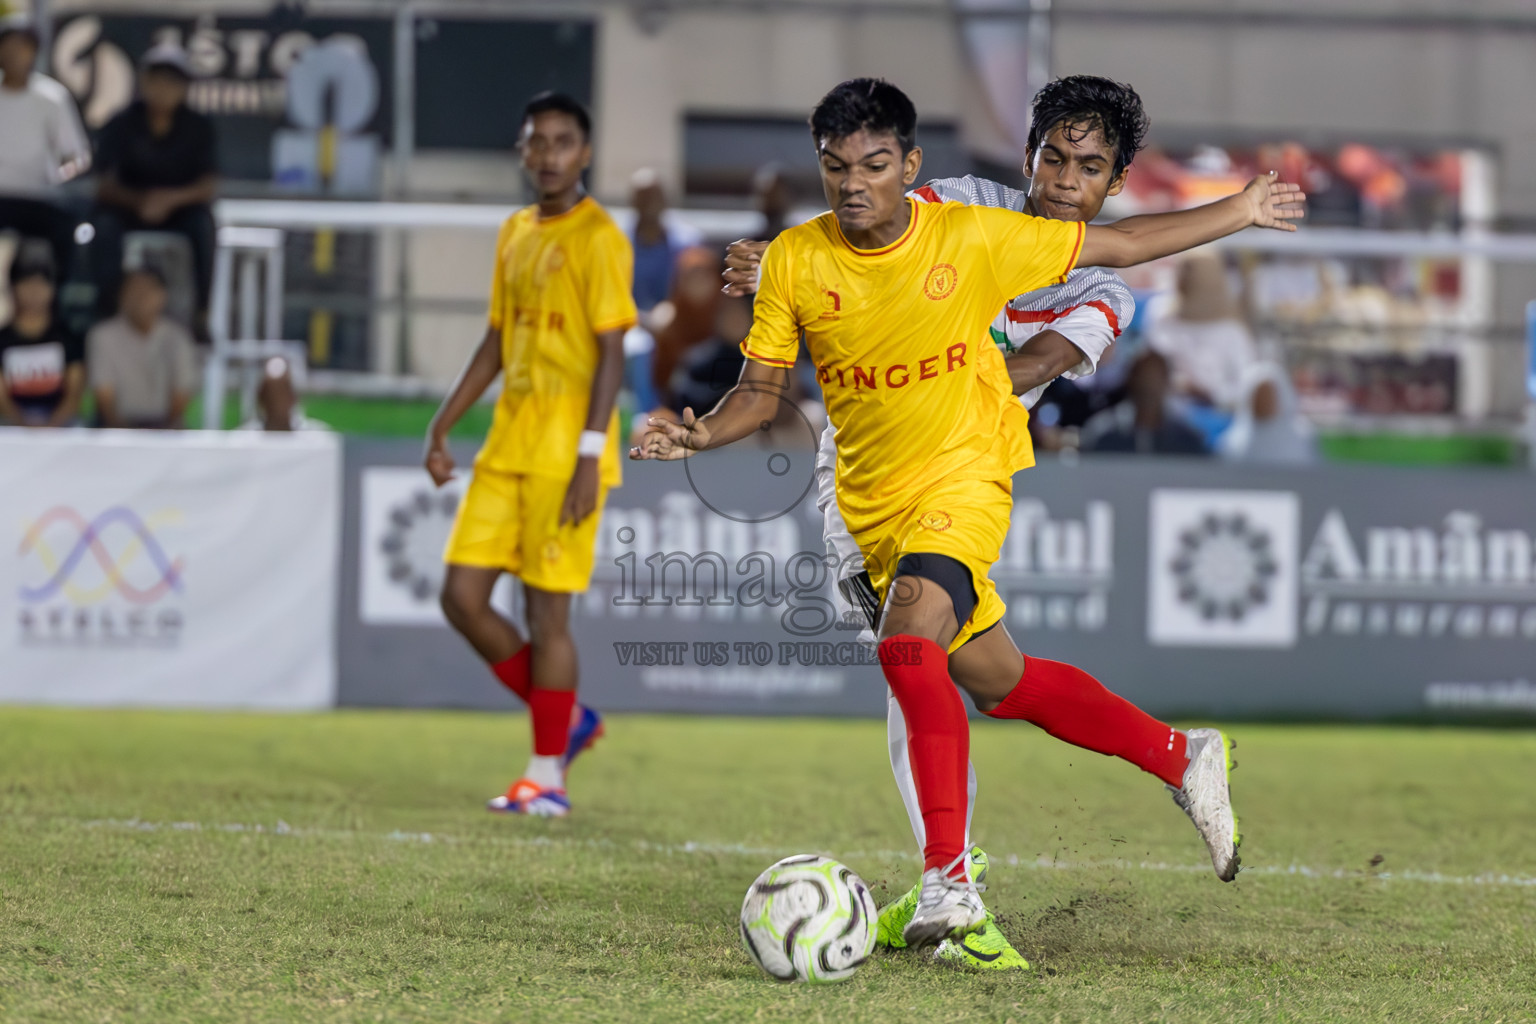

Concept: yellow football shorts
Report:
left=443, top=467, right=608, bottom=593
left=856, top=476, right=1012, bottom=654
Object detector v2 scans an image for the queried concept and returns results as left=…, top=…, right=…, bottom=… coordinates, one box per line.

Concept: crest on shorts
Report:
left=923, top=263, right=957, bottom=301
left=919, top=510, right=952, bottom=531
left=542, top=539, right=564, bottom=562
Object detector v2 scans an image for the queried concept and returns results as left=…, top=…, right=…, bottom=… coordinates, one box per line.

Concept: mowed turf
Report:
left=2, top=709, right=1535, bottom=1023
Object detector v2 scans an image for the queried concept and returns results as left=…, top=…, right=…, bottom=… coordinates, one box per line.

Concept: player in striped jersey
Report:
left=723, top=76, right=1239, bottom=970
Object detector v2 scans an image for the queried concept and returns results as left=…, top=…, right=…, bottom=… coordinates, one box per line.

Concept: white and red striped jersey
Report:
left=910, top=175, right=1133, bottom=410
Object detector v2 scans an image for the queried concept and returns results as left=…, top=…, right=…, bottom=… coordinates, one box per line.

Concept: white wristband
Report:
left=577, top=429, right=608, bottom=458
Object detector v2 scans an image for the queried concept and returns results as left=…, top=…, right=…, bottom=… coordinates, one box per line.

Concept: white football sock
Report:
left=524, top=755, right=564, bottom=790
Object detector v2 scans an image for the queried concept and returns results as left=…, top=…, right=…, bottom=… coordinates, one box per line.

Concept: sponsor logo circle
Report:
left=923, top=263, right=957, bottom=301
left=1169, top=512, right=1277, bottom=621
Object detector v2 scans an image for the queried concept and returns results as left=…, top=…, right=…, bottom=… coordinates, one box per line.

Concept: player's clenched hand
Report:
left=1244, top=171, right=1307, bottom=232
left=424, top=434, right=456, bottom=486
left=628, top=407, right=710, bottom=461
left=560, top=458, right=601, bottom=526
left=721, top=239, right=767, bottom=296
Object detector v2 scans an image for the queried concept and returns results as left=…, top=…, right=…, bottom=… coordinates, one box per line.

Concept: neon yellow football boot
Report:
left=935, top=914, right=1030, bottom=971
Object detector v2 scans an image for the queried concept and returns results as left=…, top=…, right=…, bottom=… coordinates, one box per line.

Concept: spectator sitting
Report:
left=0, top=15, right=91, bottom=286
left=87, top=265, right=197, bottom=429
left=1082, top=349, right=1209, bottom=456
left=239, top=356, right=329, bottom=432
left=1147, top=251, right=1256, bottom=412
left=0, top=242, right=84, bottom=426
left=92, top=43, right=217, bottom=330
left=1218, top=361, right=1317, bottom=465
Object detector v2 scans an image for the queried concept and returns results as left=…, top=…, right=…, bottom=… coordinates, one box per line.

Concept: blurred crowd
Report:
left=1037, top=251, right=1318, bottom=465
left=0, top=17, right=309, bottom=433
left=2, top=9, right=1313, bottom=458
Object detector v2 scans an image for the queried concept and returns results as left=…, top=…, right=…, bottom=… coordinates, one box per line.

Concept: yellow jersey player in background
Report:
left=425, top=92, right=636, bottom=819
left=634, top=78, right=1302, bottom=946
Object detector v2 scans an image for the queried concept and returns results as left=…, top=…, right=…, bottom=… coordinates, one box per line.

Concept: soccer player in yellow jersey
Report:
left=634, top=78, right=1304, bottom=943
left=425, top=92, right=636, bottom=819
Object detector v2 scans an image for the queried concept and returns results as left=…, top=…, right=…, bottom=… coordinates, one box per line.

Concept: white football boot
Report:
left=1168, top=728, right=1241, bottom=881
left=901, top=850, right=988, bottom=949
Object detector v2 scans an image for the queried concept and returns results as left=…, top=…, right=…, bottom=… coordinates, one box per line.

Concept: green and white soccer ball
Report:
left=739, top=854, right=878, bottom=983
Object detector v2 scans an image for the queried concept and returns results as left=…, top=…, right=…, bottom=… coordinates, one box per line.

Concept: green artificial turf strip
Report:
left=2, top=710, right=1534, bottom=1022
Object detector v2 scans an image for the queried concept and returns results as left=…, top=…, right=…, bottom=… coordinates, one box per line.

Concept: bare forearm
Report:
left=97, top=175, right=140, bottom=209
left=697, top=383, right=785, bottom=450
left=167, top=391, right=191, bottom=427
left=47, top=368, right=85, bottom=426
left=164, top=176, right=217, bottom=210
left=583, top=331, right=626, bottom=433
left=1083, top=193, right=1250, bottom=268
left=95, top=390, right=122, bottom=427
left=1006, top=330, right=1086, bottom=397
left=429, top=327, right=501, bottom=439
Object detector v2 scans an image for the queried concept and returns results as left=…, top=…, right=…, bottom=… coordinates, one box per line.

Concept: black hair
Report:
left=522, top=91, right=591, bottom=140
left=8, top=240, right=55, bottom=286
left=1027, top=75, right=1150, bottom=178
left=124, top=261, right=168, bottom=289
left=809, top=78, right=917, bottom=155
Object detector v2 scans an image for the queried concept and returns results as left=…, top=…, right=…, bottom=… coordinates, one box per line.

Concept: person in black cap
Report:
left=92, top=42, right=218, bottom=328
left=0, top=14, right=92, bottom=294
left=0, top=240, right=85, bottom=427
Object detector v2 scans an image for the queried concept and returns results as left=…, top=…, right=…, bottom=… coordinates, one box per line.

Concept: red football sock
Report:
left=490, top=646, right=532, bottom=703
left=879, top=635, right=970, bottom=877
left=528, top=687, right=576, bottom=759
left=984, top=657, right=1188, bottom=787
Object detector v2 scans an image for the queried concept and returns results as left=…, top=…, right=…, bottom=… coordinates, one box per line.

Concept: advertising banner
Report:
left=342, top=439, right=1536, bottom=720
left=0, top=431, right=340, bottom=709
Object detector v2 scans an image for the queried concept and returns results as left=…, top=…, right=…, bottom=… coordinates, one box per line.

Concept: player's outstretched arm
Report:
left=424, top=324, right=502, bottom=485
left=1005, top=330, right=1089, bottom=397
left=1079, top=172, right=1305, bottom=269
left=629, top=358, right=788, bottom=461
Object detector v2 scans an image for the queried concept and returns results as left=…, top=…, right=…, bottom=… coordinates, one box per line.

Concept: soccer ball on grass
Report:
left=739, top=854, right=877, bottom=983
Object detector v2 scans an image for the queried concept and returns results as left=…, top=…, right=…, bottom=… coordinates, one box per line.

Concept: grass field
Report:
left=3, top=709, right=1535, bottom=1023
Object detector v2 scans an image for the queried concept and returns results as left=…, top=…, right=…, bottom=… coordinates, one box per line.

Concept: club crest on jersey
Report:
left=919, top=510, right=953, bottom=531
left=923, top=263, right=957, bottom=301
left=819, top=286, right=843, bottom=320
left=533, top=244, right=568, bottom=286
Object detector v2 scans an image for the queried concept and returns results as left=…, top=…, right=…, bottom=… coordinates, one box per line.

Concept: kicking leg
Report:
left=949, top=622, right=1240, bottom=881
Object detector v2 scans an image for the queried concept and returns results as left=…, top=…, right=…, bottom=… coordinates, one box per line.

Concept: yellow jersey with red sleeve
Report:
left=740, top=197, right=1083, bottom=534
left=478, top=196, right=637, bottom=487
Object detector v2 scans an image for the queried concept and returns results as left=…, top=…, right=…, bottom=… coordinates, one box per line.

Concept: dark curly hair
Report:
left=522, top=91, right=591, bottom=140
left=809, top=78, right=918, bottom=155
left=1026, top=75, right=1150, bottom=178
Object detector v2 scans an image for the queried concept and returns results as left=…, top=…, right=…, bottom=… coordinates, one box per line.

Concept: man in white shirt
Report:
left=0, top=16, right=92, bottom=287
